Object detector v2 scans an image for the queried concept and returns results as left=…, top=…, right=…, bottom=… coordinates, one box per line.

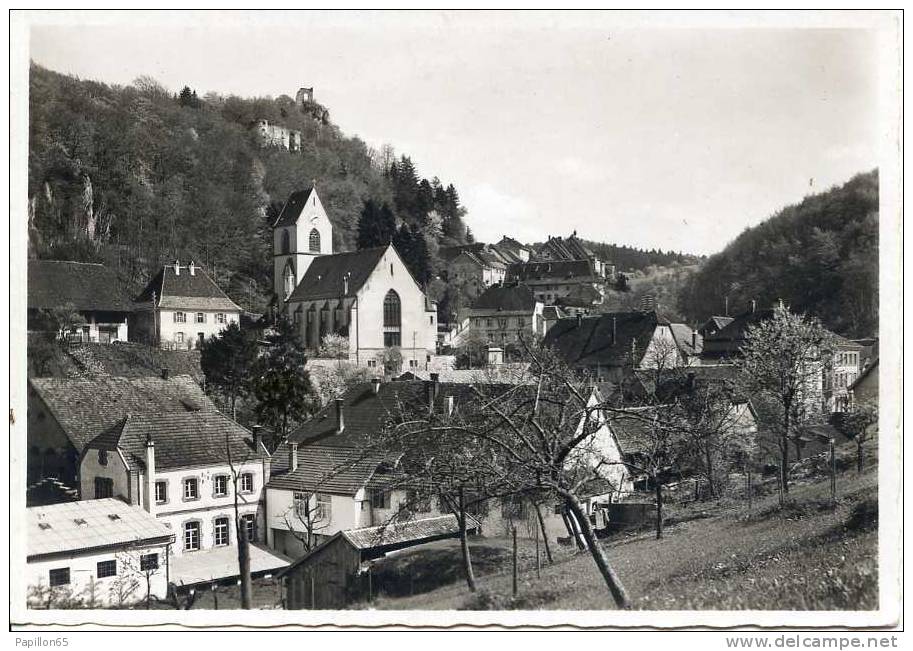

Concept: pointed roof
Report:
left=135, top=264, right=242, bottom=312
left=543, top=310, right=670, bottom=368
left=286, top=246, right=389, bottom=302
left=471, top=283, right=538, bottom=312
left=273, top=186, right=317, bottom=228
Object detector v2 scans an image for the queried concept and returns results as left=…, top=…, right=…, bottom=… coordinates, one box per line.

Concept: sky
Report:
left=28, top=12, right=881, bottom=256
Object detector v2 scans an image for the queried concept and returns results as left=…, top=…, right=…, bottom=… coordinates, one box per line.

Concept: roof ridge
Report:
left=32, top=259, right=106, bottom=266
left=344, top=513, right=458, bottom=535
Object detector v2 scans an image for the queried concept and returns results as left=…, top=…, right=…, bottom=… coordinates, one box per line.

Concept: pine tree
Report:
left=199, top=322, right=259, bottom=420
left=356, top=199, right=396, bottom=249
left=393, top=223, right=431, bottom=286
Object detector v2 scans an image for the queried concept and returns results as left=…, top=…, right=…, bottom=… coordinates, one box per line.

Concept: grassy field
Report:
left=362, top=442, right=878, bottom=611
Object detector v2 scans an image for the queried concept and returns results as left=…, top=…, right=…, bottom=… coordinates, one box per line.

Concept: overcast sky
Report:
left=29, top=12, right=880, bottom=256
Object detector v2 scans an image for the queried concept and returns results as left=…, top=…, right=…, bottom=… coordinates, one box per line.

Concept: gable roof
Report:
left=28, top=260, right=132, bottom=313
left=506, top=259, right=597, bottom=283
left=543, top=311, right=669, bottom=369
left=28, top=498, right=174, bottom=561
left=87, top=410, right=264, bottom=472
left=396, top=366, right=533, bottom=384
left=701, top=308, right=775, bottom=359
left=669, top=323, right=703, bottom=356
left=29, top=374, right=217, bottom=453
left=554, top=284, right=603, bottom=308
left=471, top=283, right=538, bottom=312
left=266, top=443, right=393, bottom=495
left=135, top=264, right=242, bottom=312
left=537, top=235, right=596, bottom=262
left=849, top=358, right=878, bottom=391
left=497, top=236, right=532, bottom=253
left=273, top=187, right=316, bottom=228
left=286, top=246, right=387, bottom=303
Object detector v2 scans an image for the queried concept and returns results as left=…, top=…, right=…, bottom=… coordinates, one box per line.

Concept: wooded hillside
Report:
left=677, top=171, right=879, bottom=337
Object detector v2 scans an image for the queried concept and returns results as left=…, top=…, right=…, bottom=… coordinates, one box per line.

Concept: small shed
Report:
left=278, top=514, right=479, bottom=609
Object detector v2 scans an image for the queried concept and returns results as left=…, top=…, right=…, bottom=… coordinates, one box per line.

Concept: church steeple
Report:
left=272, top=184, right=333, bottom=307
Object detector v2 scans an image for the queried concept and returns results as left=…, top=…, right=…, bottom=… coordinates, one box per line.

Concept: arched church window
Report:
left=309, top=229, right=321, bottom=253
left=281, top=229, right=291, bottom=254
left=284, top=261, right=295, bottom=299
left=383, top=290, right=401, bottom=347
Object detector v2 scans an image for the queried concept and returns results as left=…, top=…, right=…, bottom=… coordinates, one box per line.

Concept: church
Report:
left=272, top=185, right=439, bottom=370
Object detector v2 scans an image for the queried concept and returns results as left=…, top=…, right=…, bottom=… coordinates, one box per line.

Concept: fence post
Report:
left=747, top=469, right=752, bottom=515
left=830, top=439, right=837, bottom=505
left=310, top=573, right=315, bottom=610
left=512, top=527, right=518, bottom=597
left=535, top=519, right=541, bottom=579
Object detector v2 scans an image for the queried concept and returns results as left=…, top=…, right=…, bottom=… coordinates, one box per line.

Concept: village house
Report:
left=27, top=498, right=174, bottom=608
left=534, top=232, right=613, bottom=279
left=264, top=378, right=630, bottom=560
left=698, top=315, right=734, bottom=338
left=828, top=335, right=866, bottom=413
left=132, top=261, right=242, bottom=350
left=543, top=310, right=682, bottom=386
left=439, top=244, right=509, bottom=297
left=466, top=283, right=546, bottom=348
left=77, top=411, right=289, bottom=587
left=27, top=373, right=217, bottom=489
left=553, top=284, right=604, bottom=315
left=28, top=260, right=132, bottom=343
left=495, top=236, right=533, bottom=263
left=848, top=357, right=878, bottom=406
left=505, top=259, right=606, bottom=306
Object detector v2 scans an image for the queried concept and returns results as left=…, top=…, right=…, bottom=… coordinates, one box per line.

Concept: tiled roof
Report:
left=342, top=513, right=479, bottom=550
left=543, top=311, right=669, bottom=368
left=135, top=264, right=242, bottom=312
left=606, top=407, right=666, bottom=456
left=29, top=374, right=217, bottom=453
left=87, top=410, right=264, bottom=472
left=537, top=235, right=596, bottom=262
left=471, top=283, right=538, bottom=312
left=273, top=187, right=315, bottom=227
left=542, top=305, right=566, bottom=321
left=506, top=259, right=597, bottom=283
left=286, top=247, right=387, bottom=302
left=497, top=236, right=532, bottom=253
left=831, top=333, right=865, bottom=350
left=701, top=308, right=775, bottom=359
left=669, top=323, right=703, bottom=356
left=28, top=498, right=174, bottom=560
left=396, top=366, right=533, bottom=384
left=699, top=316, right=734, bottom=334
left=848, top=358, right=878, bottom=391
left=555, top=284, right=603, bottom=308
left=28, top=260, right=132, bottom=313
left=266, top=443, right=394, bottom=495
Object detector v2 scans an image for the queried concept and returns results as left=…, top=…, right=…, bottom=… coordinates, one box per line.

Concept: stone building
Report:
left=272, top=185, right=334, bottom=305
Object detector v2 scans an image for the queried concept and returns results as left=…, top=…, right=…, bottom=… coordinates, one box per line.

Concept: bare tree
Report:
left=225, top=435, right=258, bottom=609
left=281, top=489, right=332, bottom=553
left=838, top=400, right=878, bottom=474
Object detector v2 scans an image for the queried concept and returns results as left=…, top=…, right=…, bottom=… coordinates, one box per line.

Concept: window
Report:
left=213, top=475, right=229, bottom=497
left=370, top=490, right=391, bottom=510
left=49, top=568, right=70, bottom=587
left=183, top=521, right=201, bottom=551
left=383, top=290, right=401, bottom=347
left=98, top=449, right=108, bottom=466
left=429, top=316, right=434, bottom=325
left=94, top=477, right=113, bottom=499
left=140, top=553, right=159, bottom=571
left=309, top=228, right=321, bottom=252
left=155, top=481, right=168, bottom=504
left=293, top=492, right=310, bottom=519
left=409, top=359, right=417, bottom=368
left=214, top=516, right=230, bottom=547
left=174, top=312, right=186, bottom=323
left=242, top=514, right=257, bottom=542
left=96, top=559, right=117, bottom=579
left=196, top=312, right=205, bottom=324
left=183, top=477, right=199, bottom=501
left=284, top=262, right=296, bottom=299
left=240, top=473, right=254, bottom=494
left=315, top=493, right=332, bottom=521
left=216, top=313, right=226, bottom=324
left=281, top=229, right=291, bottom=254
left=175, top=332, right=184, bottom=344
left=367, top=359, right=376, bottom=368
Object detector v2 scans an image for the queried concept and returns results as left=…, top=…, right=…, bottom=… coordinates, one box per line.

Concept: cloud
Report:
left=460, top=183, right=542, bottom=244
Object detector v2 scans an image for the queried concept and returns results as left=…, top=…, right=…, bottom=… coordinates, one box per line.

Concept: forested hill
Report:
left=580, top=241, right=701, bottom=272
left=26, top=64, right=472, bottom=312
left=677, top=171, right=879, bottom=338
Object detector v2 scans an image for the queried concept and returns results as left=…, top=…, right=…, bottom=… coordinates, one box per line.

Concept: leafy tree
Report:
left=318, top=332, right=349, bottom=361
left=178, top=86, right=201, bottom=109
left=251, top=319, right=319, bottom=449
left=836, top=401, right=878, bottom=473
left=200, top=321, right=259, bottom=420
left=735, top=304, right=836, bottom=495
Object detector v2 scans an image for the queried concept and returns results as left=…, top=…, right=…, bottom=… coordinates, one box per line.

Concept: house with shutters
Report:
left=77, top=410, right=289, bottom=587
left=505, top=259, right=606, bottom=306
left=27, top=260, right=132, bottom=343
left=264, top=378, right=629, bottom=560
left=27, top=373, right=218, bottom=489
left=466, top=282, right=545, bottom=349
left=439, top=244, right=511, bottom=297
left=132, top=261, right=242, bottom=350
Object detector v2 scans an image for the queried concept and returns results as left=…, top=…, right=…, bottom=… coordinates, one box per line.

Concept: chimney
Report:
left=173, top=260, right=180, bottom=276
left=288, top=442, right=298, bottom=472
left=750, top=299, right=757, bottom=313
left=371, top=377, right=382, bottom=394
left=252, top=425, right=263, bottom=453
left=189, top=260, right=196, bottom=276
left=335, top=398, right=345, bottom=433
left=160, top=367, right=170, bottom=380
left=144, top=431, right=156, bottom=515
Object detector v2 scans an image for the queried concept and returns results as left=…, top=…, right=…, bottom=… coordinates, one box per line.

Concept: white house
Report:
left=26, top=498, right=174, bottom=608
left=467, top=283, right=546, bottom=348
left=132, top=261, right=242, bottom=350
left=77, top=410, right=289, bottom=587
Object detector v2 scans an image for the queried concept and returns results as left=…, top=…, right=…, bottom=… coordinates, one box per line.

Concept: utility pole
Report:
left=512, top=527, right=518, bottom=597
